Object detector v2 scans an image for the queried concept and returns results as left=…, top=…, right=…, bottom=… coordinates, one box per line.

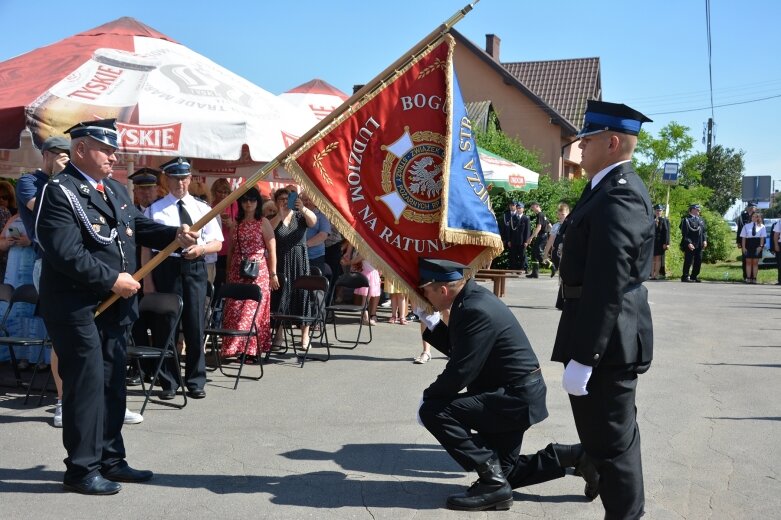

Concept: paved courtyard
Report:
left=1, top=277, right=779, bottom=519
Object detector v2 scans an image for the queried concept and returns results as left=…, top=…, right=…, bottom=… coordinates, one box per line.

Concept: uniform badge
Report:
left=92, top=224, right=102, bottom=232
left=99, top=216, right=106, bottom=224
left=126, top=227, right=134, bottom=237
left=79, top=184, right=90, bottom=194
left=618, top=178, right=627, bottom=185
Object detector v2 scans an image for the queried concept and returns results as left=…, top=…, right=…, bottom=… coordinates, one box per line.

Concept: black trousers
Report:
left=48, top=320, right=129, bottom=481
left=507, top=244, right=526, bottom=270
left=152, top=256, right=207, bottom=392
left=682, top=247, right=703, bottom=279
left=570, top=365, right=644, bottom=520
left=531, top=235, right=547, bottom=264
left=418, top=386, right=564, bottom=487
left=324, top=243, right=343, bottom=288
left=776, top=252, right=781, bottom=283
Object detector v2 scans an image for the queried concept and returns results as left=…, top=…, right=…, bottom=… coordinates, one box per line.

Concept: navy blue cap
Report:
left=64, top=119, right=119, bottom=148
left=577, top=100, right=652, bottom=138
left=129, top=168, right=160, bottom=187
left=689, top=203, right=701, bottom=210
left=746, top=201, right=757, bottom=208
left=160, top=157, right=191, bottom=177
left=418, top=258, right=467, bottom=287
left=515, top=201, right=524, bottom=208
left=653, top=204, right=665, bottom=210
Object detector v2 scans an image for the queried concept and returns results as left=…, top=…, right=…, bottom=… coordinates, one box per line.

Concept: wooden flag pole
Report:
left=95, top=0, right=480, bottom=316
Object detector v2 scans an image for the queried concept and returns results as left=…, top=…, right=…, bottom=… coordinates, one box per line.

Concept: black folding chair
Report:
left=126, top=293, right=186, bottom=414
left=0, top=284, right=52, bottom=397
left=325, top=272, right=372, bottom=349
left=204, top=283, right=263, bottom=389
left=270, top=275, right=330, bottom=367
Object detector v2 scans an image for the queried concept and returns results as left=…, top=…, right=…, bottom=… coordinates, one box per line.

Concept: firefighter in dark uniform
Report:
left=503, top=202, right=530, bottom=270
left=525, top=202, right=548, bottom=278
left=651, top=204, right=670, bottom=279
left=416, top=258, right=596, bottom=512
left=35, top=119, right=197, bottom=495
left=736, top=202, right=756, bottom=280
left=552, top=101, right=654, bottom=519
left=680, top=203, right=708, bottom=282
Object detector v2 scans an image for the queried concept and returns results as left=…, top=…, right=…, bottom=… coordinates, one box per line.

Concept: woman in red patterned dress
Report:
left=220, top=187, right=279, bottom=362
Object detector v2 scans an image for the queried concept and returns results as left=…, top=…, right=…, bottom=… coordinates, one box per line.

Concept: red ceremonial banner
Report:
left=285, top=35, right=501, bottom=302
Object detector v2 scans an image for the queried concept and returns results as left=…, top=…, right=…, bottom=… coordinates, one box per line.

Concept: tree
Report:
left=474, top=113, right=546, bottom=173
left=634, top=122, right=696, bottom=200
left=701, top=145, right=745, bottom=215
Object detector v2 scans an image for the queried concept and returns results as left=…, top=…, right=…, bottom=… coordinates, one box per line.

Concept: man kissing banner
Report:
left=285, top=34, right=502, bottom=301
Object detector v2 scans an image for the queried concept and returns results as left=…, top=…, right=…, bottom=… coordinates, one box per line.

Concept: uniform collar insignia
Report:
left=79, top=184, right=90, bottom=194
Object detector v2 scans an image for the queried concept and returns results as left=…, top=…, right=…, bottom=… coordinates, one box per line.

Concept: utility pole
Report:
left=705, top=117, right=714, bottom=154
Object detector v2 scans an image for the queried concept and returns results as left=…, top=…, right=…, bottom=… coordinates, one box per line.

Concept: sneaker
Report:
left=123, top=409, right=144, bottom=425
left=53, top=401, right=63, bottom=428
left=379, top=300, right=391, bottom=308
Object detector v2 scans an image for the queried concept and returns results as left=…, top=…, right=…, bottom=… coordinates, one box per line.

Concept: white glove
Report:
left=413, top=306, right=441, bottom=331
left=417, top=396, right=425, bottom=427
left=562, top=360, right=593, bottom=396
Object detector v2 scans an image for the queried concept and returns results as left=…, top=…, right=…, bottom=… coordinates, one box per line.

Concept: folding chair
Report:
left=126, top=293, right=186, bottom=414
left=0, top=284, right=51, bottom=394
left=270, top=275, right=330, bottom=367
left=204, top=283, right=263, bottom=389
left=325, top=272, right=372, bottom=349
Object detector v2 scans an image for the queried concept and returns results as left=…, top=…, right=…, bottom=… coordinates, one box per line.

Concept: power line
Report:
left=705, top=0, right=715, bottom=120
left=647, top=93, right=781, bottom=115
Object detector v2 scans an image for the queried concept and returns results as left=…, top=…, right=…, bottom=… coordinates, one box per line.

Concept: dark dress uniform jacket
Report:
left=423, top=279, right=548, bottom=429
left=36, top=164, right=176, bottom=325
left=680, top=215, right=707, bottom=249
left=552, top=162, right=654, bottom=369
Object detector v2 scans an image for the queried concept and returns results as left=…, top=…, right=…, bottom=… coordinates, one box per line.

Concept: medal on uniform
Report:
left=99, top=216, right=106, bottom=224
left=126, top=227, right=133, bottom=237
left=92, top=224, right=101, bottom=232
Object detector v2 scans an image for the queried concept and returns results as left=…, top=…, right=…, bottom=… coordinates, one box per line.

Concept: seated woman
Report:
left=341, top=243, right=381, bottom=325
left=0, top=215, right=48, bottom=368
left=220, top=188, right=279, bottom=362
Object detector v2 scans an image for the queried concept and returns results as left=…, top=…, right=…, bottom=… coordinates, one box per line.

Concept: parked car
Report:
left=760, top=218, right=779, bottom=268
left=726, top=219, right=738, bottom=232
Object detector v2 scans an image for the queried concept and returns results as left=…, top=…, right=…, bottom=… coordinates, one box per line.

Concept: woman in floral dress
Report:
left=220, top=188, right=278, bottom=361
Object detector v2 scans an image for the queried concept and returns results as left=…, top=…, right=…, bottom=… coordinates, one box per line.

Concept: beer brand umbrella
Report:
left=0, top=17, right=318, bottom=177
left=477, top=146, right=539, bottom=192
left=280, top=79, right=349, bottom=121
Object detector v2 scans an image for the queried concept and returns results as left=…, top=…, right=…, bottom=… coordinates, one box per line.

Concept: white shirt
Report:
left=591, top=160, right=631, bottom=189
left=739, top=222, right=766, bottom=239
left=145, top=193, right=223, bottom=255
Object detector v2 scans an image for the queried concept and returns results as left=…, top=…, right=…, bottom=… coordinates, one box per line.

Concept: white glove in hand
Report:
left=413, top=306, right=441, bottom=331
left=562, top=360, right=593, bottom=396
left=417, top=396, right=425, bottom=427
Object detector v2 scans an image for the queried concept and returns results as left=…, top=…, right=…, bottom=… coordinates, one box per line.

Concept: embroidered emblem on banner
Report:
left=379, top=129, right=446, bottom=224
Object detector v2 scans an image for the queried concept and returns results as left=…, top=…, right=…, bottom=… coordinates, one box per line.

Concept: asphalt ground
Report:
left=1, top=277, right=779, bottom=519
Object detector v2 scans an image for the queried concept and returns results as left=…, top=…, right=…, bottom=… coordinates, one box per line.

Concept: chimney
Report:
left=486, top=34, right=501, bottom=61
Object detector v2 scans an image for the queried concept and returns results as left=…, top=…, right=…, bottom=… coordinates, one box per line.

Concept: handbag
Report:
left=237, top=222, right=259, bottom=280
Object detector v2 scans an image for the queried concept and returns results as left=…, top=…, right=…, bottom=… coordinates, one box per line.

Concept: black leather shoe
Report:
left=159, top=389, right=176, bottom=400
left=101, top=464, right=153, bottom=483
left=447, top=458, right=512, bottom=511
left=63, top=475, right=122, bottom=495
left=187, top=388, right=206, bottom=399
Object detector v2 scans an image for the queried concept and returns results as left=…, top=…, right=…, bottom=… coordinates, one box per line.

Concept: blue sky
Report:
left=2, top=0, right=780, bottom=202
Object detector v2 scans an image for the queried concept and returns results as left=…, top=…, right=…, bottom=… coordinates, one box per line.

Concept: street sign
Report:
left=741, top=175, right=772, bottom=202
left=661, top=162, right=680, bottom=185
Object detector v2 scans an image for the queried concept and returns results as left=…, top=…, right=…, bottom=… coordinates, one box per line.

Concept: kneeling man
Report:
left=416, top=258, right=597, bottom=511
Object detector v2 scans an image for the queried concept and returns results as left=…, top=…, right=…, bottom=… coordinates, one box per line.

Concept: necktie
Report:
left=177, top=200, right=193, bottom=226
left=95, top=182, right=107, bottom=201
left=752, top=224, right=757, bottom=236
